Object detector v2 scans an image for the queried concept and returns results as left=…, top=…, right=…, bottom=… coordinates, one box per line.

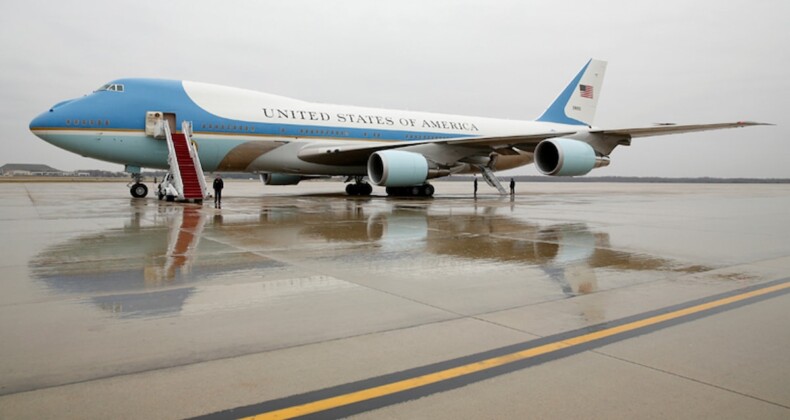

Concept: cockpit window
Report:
left=95, top=83, right=125, bottom=92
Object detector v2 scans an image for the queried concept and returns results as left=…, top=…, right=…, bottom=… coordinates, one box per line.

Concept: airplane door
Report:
left=164, top=113, right=177, bottom=132
left=145, top=111, right=177, bottom=139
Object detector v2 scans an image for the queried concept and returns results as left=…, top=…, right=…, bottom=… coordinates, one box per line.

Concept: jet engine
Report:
left=260, top=173, right=304, bottom=185
left=367, top=150, right=429, bottom=187
left=534, top=138, right=610, bottom=176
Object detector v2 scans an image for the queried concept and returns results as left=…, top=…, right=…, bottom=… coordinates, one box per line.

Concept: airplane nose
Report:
left=30, top=98, right=78, bottom=132
left=29, top=111, right=49, bottom=131
left=29, top=110, right=56, bottom=140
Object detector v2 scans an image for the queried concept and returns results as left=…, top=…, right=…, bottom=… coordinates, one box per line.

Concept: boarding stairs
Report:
left=481, top=166, right=507, bottom=194
left=164, top=121, right=208, bottom=202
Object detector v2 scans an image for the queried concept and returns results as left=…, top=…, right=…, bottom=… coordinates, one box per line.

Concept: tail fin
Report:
left=537, top=59, right=607, bottom=126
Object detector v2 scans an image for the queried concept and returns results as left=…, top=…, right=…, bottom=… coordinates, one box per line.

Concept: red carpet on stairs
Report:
left=171, top=133, right=203, bottom=199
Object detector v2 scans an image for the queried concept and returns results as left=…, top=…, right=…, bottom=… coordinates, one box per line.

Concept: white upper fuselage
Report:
left=29, top=78, right=588, bottom=175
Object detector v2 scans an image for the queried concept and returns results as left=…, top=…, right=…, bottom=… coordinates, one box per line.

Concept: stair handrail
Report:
left=181, top=121, right=208, bottom=198
left=163, top=120, right=185, bottom=200
left=481, top=166, right=507, bottom=194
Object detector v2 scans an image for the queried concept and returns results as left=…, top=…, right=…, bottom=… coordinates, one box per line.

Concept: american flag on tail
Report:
left=579, top=84, right=593, bottom=99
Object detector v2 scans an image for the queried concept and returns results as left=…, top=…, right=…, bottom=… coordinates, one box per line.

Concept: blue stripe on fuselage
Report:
left=30, top=79, right=473, bottom=143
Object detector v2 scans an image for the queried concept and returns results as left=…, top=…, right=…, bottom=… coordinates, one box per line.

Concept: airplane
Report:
left=29, top=59, right=769, bottom=198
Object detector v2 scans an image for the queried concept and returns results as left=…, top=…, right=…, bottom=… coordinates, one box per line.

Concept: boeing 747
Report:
left=29, top=59, right=768, bottom=198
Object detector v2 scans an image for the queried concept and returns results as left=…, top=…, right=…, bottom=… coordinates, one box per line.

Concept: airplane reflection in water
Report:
left=29, top=204, right=286, bottom=318
left=30, top=200, right=708, bottom=318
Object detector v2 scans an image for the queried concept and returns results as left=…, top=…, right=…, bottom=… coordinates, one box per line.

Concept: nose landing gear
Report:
left=127, top=169, right=149, bottom=198
left=130, top=182, right=149, bottom=198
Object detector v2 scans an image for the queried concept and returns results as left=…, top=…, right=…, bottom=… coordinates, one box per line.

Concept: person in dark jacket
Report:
left=213, top=174, right=224, bottom=207
left=509, top=178, right=515, bottom=196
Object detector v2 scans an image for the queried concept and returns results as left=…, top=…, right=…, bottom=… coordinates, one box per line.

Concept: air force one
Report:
left=29, top=59, right=768, bottom=198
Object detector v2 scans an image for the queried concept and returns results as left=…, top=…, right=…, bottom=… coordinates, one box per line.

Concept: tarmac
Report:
left=0, top=180, right=788, bottom=419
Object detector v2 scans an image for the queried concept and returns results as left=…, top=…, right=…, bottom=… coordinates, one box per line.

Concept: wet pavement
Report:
left=0, top=181, right=788, bottom=418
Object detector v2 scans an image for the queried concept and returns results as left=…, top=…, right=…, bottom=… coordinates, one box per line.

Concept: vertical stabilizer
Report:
left=537, top=59, right=607, bottom=126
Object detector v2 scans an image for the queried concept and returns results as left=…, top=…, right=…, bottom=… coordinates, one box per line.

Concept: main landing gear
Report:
left=386, top=184, right=434, bottom=197
left=345, top=179, right=373, bottom=196
left=129, top=173, right=148, bottom=198
left=344, top=177, right=434, bottom=197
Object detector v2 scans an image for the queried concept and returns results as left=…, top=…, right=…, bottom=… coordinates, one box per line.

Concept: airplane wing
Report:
left=296, top=132, right=577, bottom=166
left=297, top=121, right=771, bottom=166
left=591, top=121, right=771, bottom=138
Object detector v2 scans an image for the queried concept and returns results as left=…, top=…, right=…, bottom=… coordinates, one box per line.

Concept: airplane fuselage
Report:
left=29, top=79, right=579, bottom=175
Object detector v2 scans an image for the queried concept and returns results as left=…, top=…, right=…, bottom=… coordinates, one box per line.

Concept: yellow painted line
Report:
left=243, top=280, right=790, bottom=420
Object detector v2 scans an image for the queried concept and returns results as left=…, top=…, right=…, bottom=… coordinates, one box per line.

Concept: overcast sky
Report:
left=1, top=0, right=787, bottom=177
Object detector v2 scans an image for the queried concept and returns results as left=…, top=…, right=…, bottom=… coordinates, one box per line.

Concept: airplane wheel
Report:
left=423, top=184, right=434, bottom=197
left=166, top=195, right=175, bottom=202
left=385, top=186, right=415, bottom=197
left=347, top=183, right=373, bottom=196
left=130, top=183, right=148, bottom=198
left=158, top=192, right=164, bottom=200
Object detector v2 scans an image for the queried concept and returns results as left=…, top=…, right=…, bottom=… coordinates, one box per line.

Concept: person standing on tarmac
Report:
left=213, top=174, right=224, bottom=207
left=473, top=177, right=478, bottom=198
left=510, top=178, right=515, bottom=196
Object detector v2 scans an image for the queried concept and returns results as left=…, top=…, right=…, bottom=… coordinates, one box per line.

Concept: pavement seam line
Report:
left=592, top=350, right=790, bottom=410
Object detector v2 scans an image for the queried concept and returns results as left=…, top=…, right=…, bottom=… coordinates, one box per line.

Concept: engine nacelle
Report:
left=535, top=138, right=610, bottom=176
left=260, top=173, right=304, bottom=185
left=367, top=150, right=429, bottom=187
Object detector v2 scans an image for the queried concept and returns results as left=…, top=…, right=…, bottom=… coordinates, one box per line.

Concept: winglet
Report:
left=537, top=59, right=607, bottom=126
